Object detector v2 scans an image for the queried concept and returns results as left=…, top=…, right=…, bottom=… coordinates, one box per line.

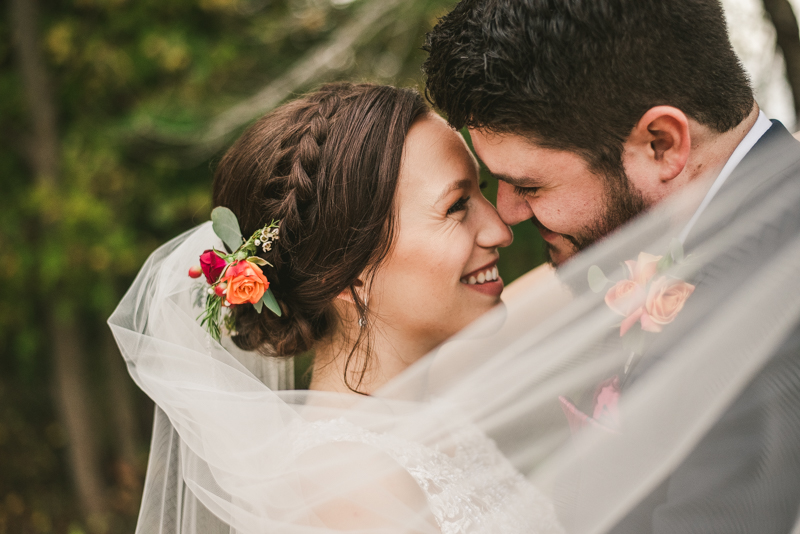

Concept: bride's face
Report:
left=369, top=114, right=513, bottom=351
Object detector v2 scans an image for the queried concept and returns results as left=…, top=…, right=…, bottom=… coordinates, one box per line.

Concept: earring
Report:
left=358, top=316, right=367, bottom=328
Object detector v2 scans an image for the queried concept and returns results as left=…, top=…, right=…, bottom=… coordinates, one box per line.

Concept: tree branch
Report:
left=141, top=0, right=405, bottom=158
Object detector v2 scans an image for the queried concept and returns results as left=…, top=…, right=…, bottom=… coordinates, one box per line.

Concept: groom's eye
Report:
left=447, top=196, right=470, bottom=215
left=513, top=185, right=539, bottom=197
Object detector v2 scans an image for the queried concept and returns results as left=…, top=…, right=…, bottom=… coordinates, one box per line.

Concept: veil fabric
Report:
left=110, top=121, right=800, bottom=533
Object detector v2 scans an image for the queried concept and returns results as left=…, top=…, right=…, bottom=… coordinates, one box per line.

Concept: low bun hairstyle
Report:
left=213, top=83, right=429, bottom=381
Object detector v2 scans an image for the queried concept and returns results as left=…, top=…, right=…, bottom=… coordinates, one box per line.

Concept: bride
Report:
left=213, top=82, right=513, bottom=396
left=111, top=82, right=565, bottom=534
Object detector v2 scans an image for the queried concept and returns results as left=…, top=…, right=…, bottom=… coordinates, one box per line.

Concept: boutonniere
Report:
left=560, top=240, right=695, bottom=434
left=588, top=239, right=695, bottom=371
left=189, top=207, right=282, bottom=341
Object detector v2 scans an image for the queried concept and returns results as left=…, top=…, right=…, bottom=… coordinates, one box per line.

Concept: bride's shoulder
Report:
left=288, top=417, right=564, bottom=534
left=290, top=418, right=436, bottom=532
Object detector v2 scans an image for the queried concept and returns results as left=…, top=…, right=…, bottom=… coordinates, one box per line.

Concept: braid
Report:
left=275, top=91, right=338, bottom=223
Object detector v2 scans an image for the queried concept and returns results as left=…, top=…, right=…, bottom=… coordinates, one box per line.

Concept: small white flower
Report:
left=207, top=287, right=215, bottom=295
left=255, top=239, right=261, bottom=246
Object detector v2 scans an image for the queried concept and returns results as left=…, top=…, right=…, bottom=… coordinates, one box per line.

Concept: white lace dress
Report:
left=292, top=418, right=565, bottom=534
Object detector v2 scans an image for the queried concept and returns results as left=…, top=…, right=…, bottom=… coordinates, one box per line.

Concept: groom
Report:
left=424, top=0, right=800, bottom=532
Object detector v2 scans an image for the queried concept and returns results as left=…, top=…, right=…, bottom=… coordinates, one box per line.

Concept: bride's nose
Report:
left=476, top=203, right=514, bottom=249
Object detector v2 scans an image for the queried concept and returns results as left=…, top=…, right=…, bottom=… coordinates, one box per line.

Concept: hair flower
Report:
left=189, top=207, right=282, bottom=341
left=200, top=249, right=228, bottom=284
left=224, top=261, right=270, bottom=305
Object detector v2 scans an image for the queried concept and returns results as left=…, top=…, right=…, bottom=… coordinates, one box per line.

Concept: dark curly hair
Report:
left=422, top=0, right=754, bottom=175
left=213, top=83, right=429, bottom=392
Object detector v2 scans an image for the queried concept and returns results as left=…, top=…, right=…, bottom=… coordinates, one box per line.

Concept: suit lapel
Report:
left=683, top=120, right=800, bottom=250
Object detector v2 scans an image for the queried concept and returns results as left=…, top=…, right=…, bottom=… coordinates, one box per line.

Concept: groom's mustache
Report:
left=529, top=215, right=549, bottom=235
left=530, top=216, right=581, bottom=249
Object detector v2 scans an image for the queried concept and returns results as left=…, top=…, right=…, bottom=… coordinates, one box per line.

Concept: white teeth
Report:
left=462, top=266, right=500, bottom=285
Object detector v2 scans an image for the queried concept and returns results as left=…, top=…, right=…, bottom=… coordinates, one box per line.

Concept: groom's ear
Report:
left=622, top=106, right=691, bottom=199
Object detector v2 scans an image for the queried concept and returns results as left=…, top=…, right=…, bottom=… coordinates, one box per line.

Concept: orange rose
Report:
left=624, top=252, right=662, bottom=286
left=222, top=261, right=269, bottom=305
left=605, top=279, right=646, bottom=317
left=645, top=276, right=695, bottom=326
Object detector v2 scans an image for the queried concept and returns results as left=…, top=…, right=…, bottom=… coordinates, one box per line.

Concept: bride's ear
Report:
left=336, top=279, right=365, bottom=304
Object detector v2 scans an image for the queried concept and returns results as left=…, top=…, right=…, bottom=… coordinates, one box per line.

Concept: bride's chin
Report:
left=460, top=277, right=504, bottom=298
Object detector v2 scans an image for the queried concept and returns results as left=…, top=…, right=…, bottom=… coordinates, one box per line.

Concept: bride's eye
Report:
left=447, top=196, right=470, bottom=215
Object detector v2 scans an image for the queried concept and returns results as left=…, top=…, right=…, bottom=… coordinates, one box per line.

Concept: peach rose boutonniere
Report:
left=589, top=239, right=695, bottom=340
left=644, top=276, right=695, bottom=331
left=562, top=241, right=695, bottom=434
left=188, top=207, right=282, bottom=341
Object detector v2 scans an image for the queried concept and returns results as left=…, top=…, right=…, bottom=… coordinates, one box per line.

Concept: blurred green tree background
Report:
left=2, top=0, right=798, bottom=532
left=0, top=0, right=547, bottom=532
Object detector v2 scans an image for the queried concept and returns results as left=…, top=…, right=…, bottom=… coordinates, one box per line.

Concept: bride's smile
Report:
left=460, top=260, right=501, bottom=294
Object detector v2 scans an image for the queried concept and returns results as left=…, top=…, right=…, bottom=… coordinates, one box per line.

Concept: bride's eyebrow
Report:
left=436, top=178, right=474, bottom=204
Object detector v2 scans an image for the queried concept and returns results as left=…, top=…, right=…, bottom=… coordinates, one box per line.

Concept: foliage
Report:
left=0, top=0, right=545, bottom=532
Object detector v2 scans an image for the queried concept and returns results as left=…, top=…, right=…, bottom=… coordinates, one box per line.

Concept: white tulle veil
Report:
left=109, top=128, right=800, bottom=533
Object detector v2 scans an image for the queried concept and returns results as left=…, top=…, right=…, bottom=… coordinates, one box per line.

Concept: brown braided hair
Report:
left=212, top=83, right=429, bottom=392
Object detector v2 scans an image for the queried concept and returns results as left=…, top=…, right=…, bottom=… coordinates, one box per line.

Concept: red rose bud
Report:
left=200, top=249, right=227, bottom=284
left=214, top=282, right=227, bottom=298
left=188, top=265, right=203, bottom=279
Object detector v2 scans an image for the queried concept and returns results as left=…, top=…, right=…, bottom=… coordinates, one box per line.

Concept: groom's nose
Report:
left=496, top=181, right=535, bottom=226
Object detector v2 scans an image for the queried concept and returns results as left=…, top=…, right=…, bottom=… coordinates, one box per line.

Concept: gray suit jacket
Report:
left=608, top=121, right=800, bottom=533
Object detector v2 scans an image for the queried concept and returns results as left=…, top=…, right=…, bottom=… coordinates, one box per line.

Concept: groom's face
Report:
left=469, top=128, right=647, bottom=265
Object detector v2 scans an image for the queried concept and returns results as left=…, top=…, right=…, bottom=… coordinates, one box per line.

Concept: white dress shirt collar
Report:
left=678, top=110, right=773, bottom=242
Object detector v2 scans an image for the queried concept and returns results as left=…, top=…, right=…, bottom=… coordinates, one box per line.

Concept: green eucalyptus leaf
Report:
left=248, top=257, right=268, bottom=266
left=669, top=238, right=685, bottom=263
left=587, top=265, right=609, bottom=293
left=234, top=250, right=248, bottom=261
left=253, top=299, right=263, bottom=314
left=657, top=254, right=673, bottom=272
left=261, top=288, right=282, bottom=317
left=211, top=207, right=243, bottom=252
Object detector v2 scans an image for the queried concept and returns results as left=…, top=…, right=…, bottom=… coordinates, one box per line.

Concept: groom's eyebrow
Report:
left=489, top=172, right=541, bottom=188
left=472, top=155, right=540, bottom=187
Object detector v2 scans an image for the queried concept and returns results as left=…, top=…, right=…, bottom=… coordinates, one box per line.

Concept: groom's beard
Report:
left=543, top=171, right=648, bottom=265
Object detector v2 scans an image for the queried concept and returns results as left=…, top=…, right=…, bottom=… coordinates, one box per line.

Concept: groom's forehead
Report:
left=469, top=128, right=590, bottom=183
